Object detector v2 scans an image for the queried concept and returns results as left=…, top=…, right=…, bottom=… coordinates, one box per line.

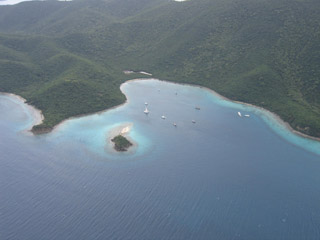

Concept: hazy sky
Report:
left=0, top=0, right=72, bottom=5
left=0, top=0, right=32, bottom=5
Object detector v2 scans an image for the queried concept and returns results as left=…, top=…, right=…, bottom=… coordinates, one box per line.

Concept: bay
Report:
left=1, top=79, right=320, bottom=240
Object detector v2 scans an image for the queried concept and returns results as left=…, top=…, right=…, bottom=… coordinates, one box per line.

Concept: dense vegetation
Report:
left=0, top=0, right=319, bottom=137
left=111, top=135, right=133, bottom=152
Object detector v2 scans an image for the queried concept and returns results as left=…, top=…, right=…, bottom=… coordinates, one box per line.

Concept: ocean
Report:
left=1, top=79, right=320, bottom=240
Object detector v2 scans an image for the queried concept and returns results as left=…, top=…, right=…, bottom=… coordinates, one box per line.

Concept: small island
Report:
left=111, top=134, right=133, bottom=152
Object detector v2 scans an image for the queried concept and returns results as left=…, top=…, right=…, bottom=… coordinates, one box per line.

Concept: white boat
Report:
left=238, top=112, right=242, bottom=117
left=244, top=114, right=250, bottom=117
left=173, top=123, right=177, bottom=127
left=144, top=107, right=149, bottom=114
left=145, top=102, right=148, bottom=105
left=161, top=115, right=166, bottom=119
left=192, top=120, right=196, bottom=123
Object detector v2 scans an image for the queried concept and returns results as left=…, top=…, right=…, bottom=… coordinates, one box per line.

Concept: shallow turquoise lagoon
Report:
left=1, top=79, right=320, bottom=240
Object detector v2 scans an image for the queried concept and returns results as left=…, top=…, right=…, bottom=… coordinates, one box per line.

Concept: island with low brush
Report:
left=111, top=135, right=133, bottom=152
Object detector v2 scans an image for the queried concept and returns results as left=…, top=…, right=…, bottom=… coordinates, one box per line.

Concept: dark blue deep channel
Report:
left=1, top=79, right=320, bottom=240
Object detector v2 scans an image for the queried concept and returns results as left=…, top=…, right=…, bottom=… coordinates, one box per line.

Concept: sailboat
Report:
left=144, top=106, right=149, bottom=114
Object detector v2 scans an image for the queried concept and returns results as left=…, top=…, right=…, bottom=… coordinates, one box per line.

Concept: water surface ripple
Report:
left=1, top=79, right=320, bottom=240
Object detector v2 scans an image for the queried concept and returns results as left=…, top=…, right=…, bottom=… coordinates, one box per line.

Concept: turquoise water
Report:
left=1, top=79, right=320, bottom=240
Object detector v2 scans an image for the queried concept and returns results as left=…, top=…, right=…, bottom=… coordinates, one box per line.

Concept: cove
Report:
left=1, top=79, right=320, bottom=240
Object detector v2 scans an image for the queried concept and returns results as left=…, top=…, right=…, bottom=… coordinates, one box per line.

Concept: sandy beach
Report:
left=0, top=92, right=44, bottom=132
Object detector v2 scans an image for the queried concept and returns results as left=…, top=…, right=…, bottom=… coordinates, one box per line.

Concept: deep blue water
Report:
left=1, top=79, right=320, bottom=240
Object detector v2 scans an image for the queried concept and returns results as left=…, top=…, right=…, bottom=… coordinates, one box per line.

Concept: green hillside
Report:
left=0, top=0, right=319, bottom=137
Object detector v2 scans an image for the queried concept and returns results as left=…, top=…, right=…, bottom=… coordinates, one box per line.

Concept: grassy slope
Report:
left=0, top=33, right=126, bottom=131
left=0, top=0, right=319, bottom=137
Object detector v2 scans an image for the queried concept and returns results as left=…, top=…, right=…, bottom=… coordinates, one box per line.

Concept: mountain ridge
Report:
left=0, top=0, right=319, bottom=137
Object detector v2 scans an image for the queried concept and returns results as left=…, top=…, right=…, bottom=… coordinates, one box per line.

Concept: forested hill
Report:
left=0, top=0, right=319, bottom=138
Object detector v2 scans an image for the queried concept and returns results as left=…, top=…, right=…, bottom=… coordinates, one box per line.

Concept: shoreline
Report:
left=198, top=84, right=320, bottom=142
left=204, top=87, right=320, bottom=142
left=34, top=97, right=130, bottom=135
left=1, top=78, right=320, bottom=143
left=0, top=92, right=44, bottom=131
